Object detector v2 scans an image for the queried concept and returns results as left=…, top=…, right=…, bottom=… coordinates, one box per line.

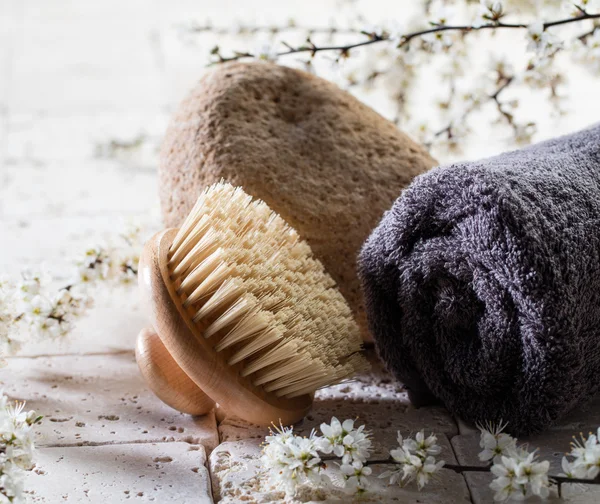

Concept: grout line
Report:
left=207, top=444, right=220, bottom=504
left=447, top=430, right=477, bottom=504
left=204, top=411, right=218, bottom=503
left=38, top=437, right=207, bottom=449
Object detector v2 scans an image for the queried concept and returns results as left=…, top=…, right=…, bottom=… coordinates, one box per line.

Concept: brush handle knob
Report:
left=136, top=327, right=216, bottom=416
left=137, top=228, right=313, bottom=427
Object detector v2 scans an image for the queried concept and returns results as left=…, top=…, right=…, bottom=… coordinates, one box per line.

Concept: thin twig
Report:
left=491, top=76, right=517, bottom=129
left=491, top=76, right=514, bottom=100
left=427, top=71, right=516, bottom=148
left=364, top=458, right=395, bottom=466
left=577, top=25, right=600, bottom=41
left=323, top=455, right=600, bottom=491
left=214, top=12, right=600, bottom=63
left=188, top=23, right=364, bottom=37
left=551, top=475, right=600, bottom=485
left=443, top=463, right=493, bottom=473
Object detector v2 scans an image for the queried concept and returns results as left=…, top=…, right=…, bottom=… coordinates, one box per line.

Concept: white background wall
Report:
left=1, top=0, right=598, bottom=276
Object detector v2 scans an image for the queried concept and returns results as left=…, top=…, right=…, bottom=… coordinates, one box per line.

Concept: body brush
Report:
left=136, top=182, right=369, bottom=426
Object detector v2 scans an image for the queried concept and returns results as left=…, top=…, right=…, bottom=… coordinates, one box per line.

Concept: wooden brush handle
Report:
left=136, top=228, right=313, bottom=426
left=136, top=327, right=216, bottom=416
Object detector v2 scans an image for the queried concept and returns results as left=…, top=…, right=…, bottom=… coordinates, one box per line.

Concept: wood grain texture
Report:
left=137, top=228, right=313, bottom=426
left=136, top=327, right=216, bottom=416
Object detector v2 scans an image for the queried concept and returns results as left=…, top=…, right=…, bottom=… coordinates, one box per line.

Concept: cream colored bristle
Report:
left=214, top=310, right=274, bottom=351
left=228, top=326, right=283, bottom=365
left=240, top=340, right=302, bottom=377
left=167, top=182, right=368, bottom=399
left=202, top=294, right=257, bottom=337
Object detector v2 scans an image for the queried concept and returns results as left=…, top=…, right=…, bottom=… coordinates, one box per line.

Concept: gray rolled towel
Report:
left=359, top=124, right=600, bottom=435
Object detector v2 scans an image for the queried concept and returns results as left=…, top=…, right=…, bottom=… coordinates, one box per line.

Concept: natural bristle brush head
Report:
left=137, top=182, right=369, bottom=426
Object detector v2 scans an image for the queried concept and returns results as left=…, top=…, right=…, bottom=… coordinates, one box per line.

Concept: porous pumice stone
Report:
left=159, top=61, right=437, bottom=342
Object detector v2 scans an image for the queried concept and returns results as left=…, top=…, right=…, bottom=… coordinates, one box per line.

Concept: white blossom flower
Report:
left=340, top=460, right=372, bottom=492
left=15, top=278, right=40, bottom=302
left=561, top=455, right=576, bottom=478
left=394, top=453, right=445, bottom=489
left=590, top=28, right=600, bottom=51
left=75, top=246, right=112, bottom=284
left=31, top=316, right=61, bottom=340
left=14, top=271, right=50, bottom=304
left=389, top=434, right=413, bottom=462
left=0, top=393, right=42, bottom=503
left=489, top=447, right=550, bottom=502
left=0, top=308, right=13, bottom=347
left=379, top=466, right=402, bottom=486
left=513, top=123, right=537, bottom=146
left=318, top=417, right=351, bottom=454
left=379, top=437, right=411, bottom=485
left=563, top=0, right=600, bottom=16
left=419, top=456, right=445, bottom=489
left=403, top=430, right=442, bottom=458
left=71, top=239, right=143, bottom=289
left=526, top=22, right=563, bottom=55
left=318, top=417, right=372, bottom=464
left=521, top=56, right=559, bottom=88
left=53, top=289, right=82, bottom=320
left=0, top=336, right=21, bottom=360
left=572, top=29, right=600, bottom=74
left=0, top=460, right=25, bottom=504
left=490, top=456, right=523, bottom=501
left=1, top=277, right=28, bottom=355
left=421, top=3, right=455, bottom=50
left=483, top=0, right=504, bottom=13
left=429, top=4, right=454, bottom=26
left=261, top=424, right=323, bottom=495
left=422, top=30, right=454, bottom=51
left=0, top=225, right=143, bottom=367
left=23, top=295, right=52, bottom=320
left=265, top=422, right=294, bottom=445
left=562, top=429, right=600, bottom=479
left=253, top=40, right=279, bottom=62
left=114, top=255, right=139, bottom=284
left=477, top=421, right=517, bottom=463
left=386, top=20, right=409, bottom=43
left=380, top=431, right=444, bottom=490
left=475, top=0, right=505, bottom=27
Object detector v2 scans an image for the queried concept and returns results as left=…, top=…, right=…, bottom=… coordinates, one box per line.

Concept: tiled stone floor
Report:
left=2, top=0, right=600, bottom=502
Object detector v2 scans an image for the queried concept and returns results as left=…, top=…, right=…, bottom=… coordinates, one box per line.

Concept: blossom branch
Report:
left=0, top=394, right=42, bottom=504
left=0, top=223, right=144, bottom=363
left=490, top=76, right=519, bottom=129
left=214, top=11, right=600, bottom=63
left=261, top=417, right=600, bottom=501
left=552, top=474, right=600, bottom=499
left=426, top=72, right=515, bottom=153
left=578, top=26, right=599, bottom=40
left=212, top=35, right=385, bottom=63
left=188, top=22, right=363, bottom=37
left=326, top=454, right=600, bottom=484
left=201, top=1, right=600, bottom=155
